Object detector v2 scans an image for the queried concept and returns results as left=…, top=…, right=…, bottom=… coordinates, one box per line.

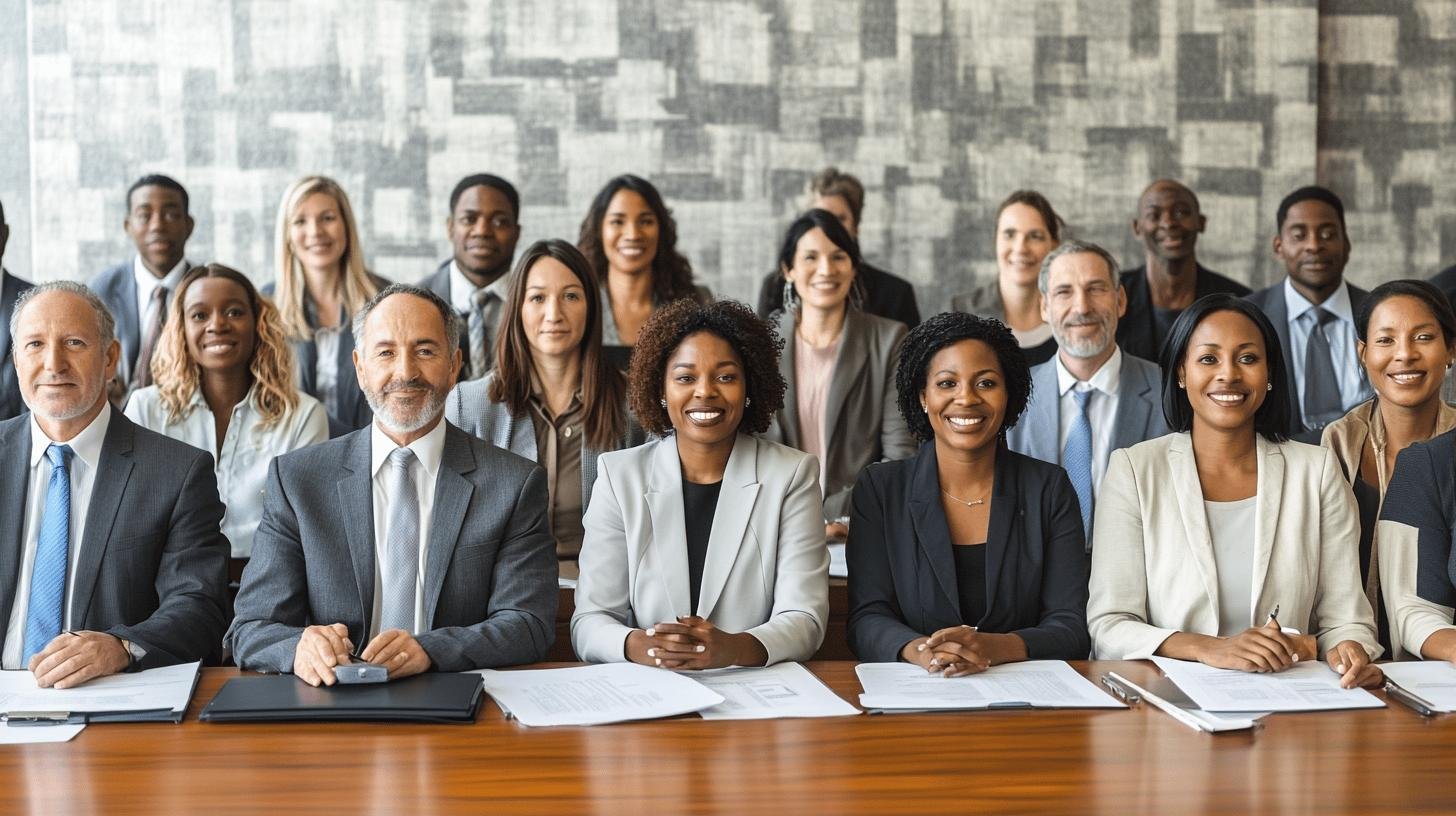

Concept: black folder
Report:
left=199, top=672, right=484, bottom=723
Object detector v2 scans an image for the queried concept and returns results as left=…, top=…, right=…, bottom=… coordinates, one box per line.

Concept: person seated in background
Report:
left=419, top=173, right=522, bottom=381
left=124, top=264, right=328, bottom=560
left=2, top=281, right=229, bottom=686
left=763, top=209, right=914, bottom=540
left=952, top=190, right=1063, bottom=366
left=845, top=312, right=1090, bottom=673
left=754, top=167, right=920, bottom=329
left=1007, top=240, right=1169, bottom=545
left=577, top=175, right=711, bottom=370
left=1088, top=294, right=1382, bottom=688
left=0, top=198, right=34, bottom=420
left=1116, top=179, right=1250, bottom=362
left=446, top=239, right=644, bottom=559
left=572, top=300, right=828, bottom=669
left=227, top=284, right=557, bottom=686
left=266, top=175, right=385, bottom=436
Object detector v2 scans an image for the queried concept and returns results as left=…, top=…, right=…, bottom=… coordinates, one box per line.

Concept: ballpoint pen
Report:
left=1265, top=604, right=1280, bottom=626
left=1384, top=679, right=1438, bottom=717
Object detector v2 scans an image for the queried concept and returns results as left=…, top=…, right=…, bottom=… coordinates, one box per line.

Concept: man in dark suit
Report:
left=1, top=281, right=229, bottom=687
left=755, top=167, right=920, bottom=328
left=1, top=199, right=35, bottom=420
left=1116, top=179, right=1250, bottom=362
left=417, top=174, right=522, bottom=381
left=1246, top=186, right=1372, bottom=441
left=228, top=283, right=557, bottom=686
left=87, top=175, right=194, bottom=400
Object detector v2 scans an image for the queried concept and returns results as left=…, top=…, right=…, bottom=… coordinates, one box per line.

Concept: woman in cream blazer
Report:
left=1087, top=295, right=1381, bottom=687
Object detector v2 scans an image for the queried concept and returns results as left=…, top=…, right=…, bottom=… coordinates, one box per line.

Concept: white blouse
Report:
left=1205, top=496, right=1258, bottom=637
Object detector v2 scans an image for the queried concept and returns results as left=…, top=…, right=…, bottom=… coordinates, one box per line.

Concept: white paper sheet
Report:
left=693, top=663, right=860, bottom=720
left=1379, top=661, right=1456, bottom=712
left=1151, top=657, right=1384, bottom=712
left=557, top=576, right=578, bottom=589
left=0, top=661, right=199, bottom=717
left=0, top=724, right=85, bottom=744
left=856, top=661, right=1126, bottom=711
left=828, top=543, right=848, bottom=579
left=476, top=663, right=724, bottom=727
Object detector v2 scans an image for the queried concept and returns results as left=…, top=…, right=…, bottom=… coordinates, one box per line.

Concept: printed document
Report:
left=1151, top=657, right=1384, bottom=712
left=476, top=663, right=723, bottom=726
left=856, top=661, right=1126, bottom=711
left=1379, top=661, right=1456, bottom=712
left=694, top=663, right=860, bottom=720
left=0, top=662, right=199, bottom=717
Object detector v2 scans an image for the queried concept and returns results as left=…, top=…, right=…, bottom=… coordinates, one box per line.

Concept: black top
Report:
left=953, top=544, right=988, bottom=624
left=682, top=478, right=723, bottom=613
left=1382, top=430, right=1456, bottom=618
left=1351, top=478, right=1391, bottom=654
left=1116, top=263, right=1251, bottom=363
left=756, top=261, right=921, bottom=329
left=1021, top=336, right=1058, bottom=368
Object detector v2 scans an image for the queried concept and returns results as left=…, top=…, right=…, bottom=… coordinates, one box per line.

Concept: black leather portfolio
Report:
left=199, top=672, right=484, bottom=723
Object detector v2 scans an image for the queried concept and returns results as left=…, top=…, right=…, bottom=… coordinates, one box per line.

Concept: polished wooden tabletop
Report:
left=2, top=661, right=1454, bottom=814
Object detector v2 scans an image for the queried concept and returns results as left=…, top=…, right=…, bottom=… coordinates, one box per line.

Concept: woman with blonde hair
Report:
left=265, top=175, right=385, bottom=435
left=126, top=264, right=329, bottom=558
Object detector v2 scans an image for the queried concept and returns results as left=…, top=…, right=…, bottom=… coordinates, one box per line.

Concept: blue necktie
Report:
left=24, top=444, right=73, bottom=665
left=1063, top=389, right=1095, bottom=545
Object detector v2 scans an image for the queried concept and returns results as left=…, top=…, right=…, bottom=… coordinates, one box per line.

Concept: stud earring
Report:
left=659, top=398, right=667, bottom=408
left=1177, top=381, right=1185, bottom=389
left=745, top=397, right=752, bottom=407
left=1266, top=382, right=1273, bottom=392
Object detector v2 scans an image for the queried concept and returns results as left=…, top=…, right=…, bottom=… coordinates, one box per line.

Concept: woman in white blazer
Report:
left=1087, top=294, right=1382, bottom=688
left=573, top=299, right=829, bottom=667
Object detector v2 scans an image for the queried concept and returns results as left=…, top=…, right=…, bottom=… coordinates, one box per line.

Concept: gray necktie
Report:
left=467, top=289, right=492, bottom=380
left=380, top=447, right=419, bottom=633
left=1303, top=307, right=1344, bottom=430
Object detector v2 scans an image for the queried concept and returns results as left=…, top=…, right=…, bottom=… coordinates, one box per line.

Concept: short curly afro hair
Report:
left=628, top=298, right=786, bottom=436
left=896, top=311, right=1034, bottom=443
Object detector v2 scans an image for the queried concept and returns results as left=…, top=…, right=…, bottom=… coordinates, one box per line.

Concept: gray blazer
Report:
left=0, top=269, right=34, bottom=420
left=0, top=408, right=230, bottom=668
left=1007, top=350, right=1170, bottom=466
left=950, top=279, right=1002, bottom=318
left=445, top=371, right=647, bottom=518
left=89, top=261, right=145, bottom=378
left=764, top=308, right=914, bottom=519
left=226, top=422, right=559, bottom=673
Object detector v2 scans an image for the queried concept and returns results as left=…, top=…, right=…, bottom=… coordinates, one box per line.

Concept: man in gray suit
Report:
left=2, top=281, right=229, bottom=687
left=1, top=199, right=35, bottom=420
left=1008, top=240, right=1170, bottom=545
left=228, top=283, right=557, bottom=686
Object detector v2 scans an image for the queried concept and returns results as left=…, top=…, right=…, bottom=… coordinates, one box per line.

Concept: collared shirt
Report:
left=450, top=261, right=512, bottom=374
left=1284, top=278, right=1368, bottom=427
left=124, top=385, right=330, bottom=558
left=117, top=256, right=188, bottom=385
left=368, top=419, right=446, bottom=637
left=3, top=407, right=112, bottom=670
left=526, top=384, right=586, bottom=557
left=1055, top=347, right=1123, bottom=496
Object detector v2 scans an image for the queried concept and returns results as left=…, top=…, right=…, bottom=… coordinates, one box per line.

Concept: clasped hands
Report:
left=626, top=616, right=768, bottom=670
left=1198, top=618, right=1381, bottom=689
left=292, top=623, right=431, bottom=687
left=901, top=625, right=1025, bottom=678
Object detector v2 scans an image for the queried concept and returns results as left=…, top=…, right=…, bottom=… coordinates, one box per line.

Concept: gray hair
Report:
left=351, top=282, right=461, bottom=354
left=1038, top=240, right=1121, bottom=294
left=9, top=280, right=118, bottom=351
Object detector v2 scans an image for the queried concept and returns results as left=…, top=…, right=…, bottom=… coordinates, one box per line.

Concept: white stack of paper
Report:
left=1151, top=657, right=1384, bottom=712
left=476, top=663, right=724, bottom=726
left=828, top=543, right=848, bottom=579
left=856, top=661, right=1126, bottom=711
left=0, top=724, right=85, bottom=743
left=1379, top=661, right=1456, bottom=712
left=693, top=663, right=860, bottom=720
left=0, top=661, right=200, bottom=722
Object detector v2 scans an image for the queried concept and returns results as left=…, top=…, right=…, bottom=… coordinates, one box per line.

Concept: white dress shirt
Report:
left=1055, top=348, right=1123, bottom=496
left=3, top=408, right=112, bottom=670
left=368, top=419, right=445, bottom=637
left=1284, top=279, right=1369, bottom=427
left=124, top=385, right=329, bottom=558
left=118, top=255, right=189, bottom=386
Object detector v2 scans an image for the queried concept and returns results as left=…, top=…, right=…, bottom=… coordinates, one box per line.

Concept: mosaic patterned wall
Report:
left=1, top=0, right=1452, bottom=309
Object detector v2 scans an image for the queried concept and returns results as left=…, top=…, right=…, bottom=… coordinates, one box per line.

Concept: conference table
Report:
left=3, top=660, right=1455, bottom=814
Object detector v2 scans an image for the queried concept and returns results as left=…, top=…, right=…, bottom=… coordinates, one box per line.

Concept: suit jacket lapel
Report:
left=982, top=448, right=1015, bottom=617
left=824, top=311, right=869, bottom=451
left=1110, top=358, right=1156, bottom=452
left=294, top=338, right=319, bottom=394
left=1250, top=436, right=1284, bottom=624
left=338, top=430, right=377, bottom=645
left=907, top=444, right=959, bottom=612
left=72, top=408, right=134, bottom=626
left=1026, top=363, right=1061, bottom=462
left=1168, top=433, right=1221, bottom=621
left=697, top=435, right=761, bottom=620
left=774, top=310, right=803, bottom=447
left=645, top=439, right=691, bottom=617
left=422, top=425, right=475, bottom=629
left=0, top=419, right=31, bottom=644
left=115, top=269, right=141, bottom=371
left=1266, top=285, right=1296, bottom=404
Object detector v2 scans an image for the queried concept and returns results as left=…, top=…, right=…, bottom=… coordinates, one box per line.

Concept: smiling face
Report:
left=354, top=293, right=461, bottom=437
left=996, top=203, right=1057, bottom=289
left=1177, top=309, right=1270, bottom=435
left=13, top=289, right=119, bottom=428
left=1359, top=294, right=1454, bottom=410
left=448, top=184, right=520, bottom=283
left=1274, top=199, right=1350, bottom=303
left=520, top=256, right=588, bottom=359
left=663, top=330, right=746, bottom=449
left=288, top=192, right=349, bottom=276
left=1041, top=251, right=1126, bottom=360
left=601, top=189, right=659, bottom=277
left=1132, top=181, right=1204, bottom=264
left=784, top=227, right=856, bottom=313
left=920, top=338, right=1008, bottom=456
left=182, top=277, right=257, bottom=376
left=125, top=184, right=194, bottom=276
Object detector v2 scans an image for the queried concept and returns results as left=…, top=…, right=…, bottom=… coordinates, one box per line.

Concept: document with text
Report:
left=1151, top=657, right=1384, bottom=712
left=856, top=661, right=1126, bottom=711
left=476, top=663, right=724, bottom=727
left=1378, top=661, right=1456, bottom=712
left=0, top=661, right=200, bottom=721
left=693, top=663, right=860, bottom=720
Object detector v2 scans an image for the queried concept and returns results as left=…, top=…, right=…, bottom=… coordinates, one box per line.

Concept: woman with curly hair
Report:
left=577, top=175, right=711, bottom=369
left=125, top=264, right=328, bottom=558
left=572, top=300, right=829, bottom=668
left=845, top=311, right=1090, bottom=673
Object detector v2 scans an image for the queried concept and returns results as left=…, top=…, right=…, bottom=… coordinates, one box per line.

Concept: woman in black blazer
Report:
left=846, top=312, right=1090, bottom=673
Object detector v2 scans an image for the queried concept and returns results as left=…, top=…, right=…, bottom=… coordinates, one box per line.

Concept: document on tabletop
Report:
left=0, top=661, right=199, bottom=717
left=1378, top=661, right=1456, bottom=712
left=0, top=723, right=85, bottom=744
left=827, top=543, right=848, bottom=579
left=856, top=660, right=1127, bottom=711
left=1150, top=656, right=1384, bottom=712
left=693, top=662, right=860, bottom=720
left=476, top=663, right=724, bottom=727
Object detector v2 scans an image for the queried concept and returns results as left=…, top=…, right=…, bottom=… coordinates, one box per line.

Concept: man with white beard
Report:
left=228, top=284, right=557, bottom=685
left=1006, top=241, right=1170, bottom=549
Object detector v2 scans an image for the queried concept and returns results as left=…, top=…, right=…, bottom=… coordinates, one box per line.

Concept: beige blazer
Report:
left=572, top=434, right=829, bottom=665
left=1087, top=432, right=1380, bottom=661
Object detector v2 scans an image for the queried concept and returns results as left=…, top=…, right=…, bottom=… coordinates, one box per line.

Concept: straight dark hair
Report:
left=776, top=208, right=865, bottom=312
left=1159, top=294, right=1292, bottom=442
left=576, top=174, right=701, bottom=305
left=489, top=239, right=627, bottom=451
left=1355, top=279, right=1456, bottom=345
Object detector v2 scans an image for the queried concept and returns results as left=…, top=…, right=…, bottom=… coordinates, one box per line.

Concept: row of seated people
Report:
left=6, top=249, right=1456, bottom=691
